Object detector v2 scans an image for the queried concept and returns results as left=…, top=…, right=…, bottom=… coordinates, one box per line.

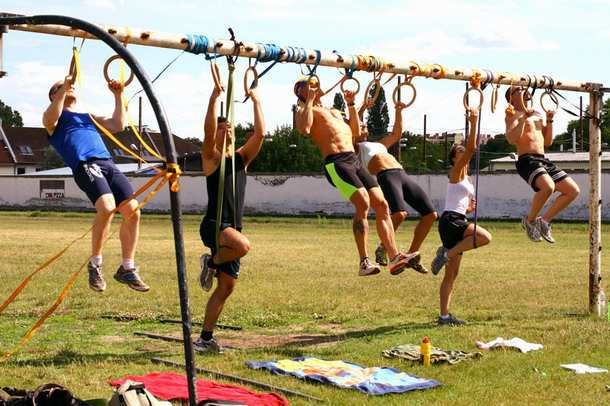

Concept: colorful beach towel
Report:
left=246, top=357, right=440, bottom=395
left=383, top=344, right=482, bottom=365
left=109, top=372, right=288, bottom=406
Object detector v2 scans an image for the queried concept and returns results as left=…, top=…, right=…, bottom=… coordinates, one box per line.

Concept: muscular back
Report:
left=507, top=111, right=545, bottom=155
left=308, top=107, right=355, bottom=158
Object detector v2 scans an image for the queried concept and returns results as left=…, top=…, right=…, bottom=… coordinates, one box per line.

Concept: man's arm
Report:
left=379, top=103, right=406, bottom=148
left=295, top=86, right=316, bottom=135
left=42, top=76, right=71, bottom=134
left=344, top=90, right=360, bottom=143
left=542, top=111, right=554, bottom=147
left=202, top=86, right=223, bottom=171
left=93, top=80, right=125, bottom=133
left=237, top=89, right=265, bottom=167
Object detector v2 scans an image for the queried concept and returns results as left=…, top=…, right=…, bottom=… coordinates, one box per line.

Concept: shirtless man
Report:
left=43, top=75, right=148, bottom=293
left=355, top=102, right=437, bottom=273
left=505, top=87, right=580, bottom=242
left=293, top=77, right=419, bottom=276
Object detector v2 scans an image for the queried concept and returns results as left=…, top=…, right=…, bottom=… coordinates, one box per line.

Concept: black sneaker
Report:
left=536, top=217, right=555, bottom=244
left=113, top=265, right=150, bottom=292
left=374, top=244, right=388, bottom=266
left=193, top=337, right=223, bottom=353
left=430, top=246, right=449, bottom=275
left=87, top=261, right=106, bottom=292
left=437, top=314, right=466, bottom=326
left=199, top=254, right=216, bottom=291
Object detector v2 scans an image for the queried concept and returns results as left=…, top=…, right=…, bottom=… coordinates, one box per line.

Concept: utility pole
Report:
left=138, top=96, right=143, bottom=169
left=444, top=131, right=448, bottom=167
left=291, top=104, right=297, bottom=129
left=579, top=96, right=584, bottom=152
left=464, top=83, right=470, bottom=142
left=422, top=114, right=427, bottom=171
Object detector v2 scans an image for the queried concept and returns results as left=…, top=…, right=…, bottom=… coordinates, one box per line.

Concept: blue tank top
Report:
left=49, top=111, right=112, bottom=169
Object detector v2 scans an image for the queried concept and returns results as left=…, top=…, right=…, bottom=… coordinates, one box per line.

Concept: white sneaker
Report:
left=199, top=254, right=216, bottom=291
left=522, top=216, right=542, bottom=242
left=359, top=257, right=381, bottom=276
left=389, top=251, right=420, bottom=276
left=536, top=217, right=555, bottom=243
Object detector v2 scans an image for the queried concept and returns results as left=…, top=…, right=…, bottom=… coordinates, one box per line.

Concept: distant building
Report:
left=488, top=152, right=610, bottom=171
left=425, top=132, right=491, bottom=145
left=0, top=124, right=199, bottom=175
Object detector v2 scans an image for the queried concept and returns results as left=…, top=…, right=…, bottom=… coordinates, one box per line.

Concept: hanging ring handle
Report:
left=518, top=87, right=534, bottom=112
left=210, top=61, right=223, bottom=92
left=307, top=74, right=321, bottom=90
left=392, top=79, right=417, bottom=108
left=540, top=90, right=559, bottom=114
left=463, top=86, right=484, bottom=111
left=103, top=55, right=135, bottom=86
left=362, top=77, right=382, bottom=109
left=340, top=76, right=361, bottom=95
left=243, top=66, right=259, bottom=96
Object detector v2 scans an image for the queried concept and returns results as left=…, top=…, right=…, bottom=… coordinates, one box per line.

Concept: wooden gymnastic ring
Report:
left=540, top=91, right=559, bottom=114
left=363, top=78, right=382, bottom=108
left=463, top=86, right=484, bottom=111
left=103, top=55, right=135, bottom=86
left=392, top=81, right=417, bottom=108
left=243, top=66, right=259, bottom=96
left=519, top=88, right=534, bottom=113
left=491, top=85, right=499, bottom=113
left=210, top=61, right=223, bottom=91
left=340, top=76, right=360, bottom=95
left=307, top=74, right=320, bottom=90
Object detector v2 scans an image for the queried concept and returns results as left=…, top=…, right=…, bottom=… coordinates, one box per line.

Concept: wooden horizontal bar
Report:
left=0, top=12, right=602, bottom=93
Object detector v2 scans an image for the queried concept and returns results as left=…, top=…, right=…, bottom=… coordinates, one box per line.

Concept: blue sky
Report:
left=1, top=0, right=608, bottom=144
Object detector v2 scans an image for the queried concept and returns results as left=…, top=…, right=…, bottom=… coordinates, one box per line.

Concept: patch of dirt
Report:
left=99, top=335, right=125, bottom=343
left=217, top=324, right=350, bottom=349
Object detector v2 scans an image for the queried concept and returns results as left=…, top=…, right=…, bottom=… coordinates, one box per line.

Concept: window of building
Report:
left=16, top=167, right=26, bottom=174
left=18, top=145, right=34, bottom=156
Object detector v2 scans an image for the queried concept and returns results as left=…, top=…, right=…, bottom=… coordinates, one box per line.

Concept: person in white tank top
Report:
left=429, top=106, right=492, bottom=326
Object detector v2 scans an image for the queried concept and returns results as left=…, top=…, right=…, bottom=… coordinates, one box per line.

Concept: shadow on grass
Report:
left=10, top=348, right=165, bottom=367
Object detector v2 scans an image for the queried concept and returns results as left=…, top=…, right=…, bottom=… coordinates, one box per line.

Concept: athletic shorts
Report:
left=377, top=169, right=436, bottom=216
left=516, top=154, right=568, bottom=192
left=199, top=218, right=241, bottom=279
left=73, top=158, right=134, bottom=205
left=439, top=211, right=469, bottom=250
left=323, top=152, right=378, bottom=200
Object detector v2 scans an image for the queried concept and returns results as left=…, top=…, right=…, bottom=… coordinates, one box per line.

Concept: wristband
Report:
left=348, top=103, right=355, bottom=107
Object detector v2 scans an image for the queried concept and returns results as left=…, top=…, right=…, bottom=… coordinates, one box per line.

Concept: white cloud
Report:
left=81, top=0, right=117, bottom=10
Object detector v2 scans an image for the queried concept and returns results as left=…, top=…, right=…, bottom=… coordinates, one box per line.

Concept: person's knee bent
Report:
left=96, top=197, right=116, bottom=218
left=370, top=194, right=389, bottom=215
left=351, top=191, right=370, bottom=217
left=424, top=211, right=438, bottom=222
left=236, top=236, right=251, bottom=258
left=567, top=182, right=580, bottom=199
left=476, top=229, right=492, bottom=246
left=537, top=179, right=555, bottom=196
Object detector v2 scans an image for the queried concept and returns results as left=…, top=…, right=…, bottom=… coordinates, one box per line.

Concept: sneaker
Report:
left=359, top=257, right=381, bottom=276
left=113, top=265, right=150, bottom=292
left=430, top=246, right=449, bottom=275
left=410, top=256, right=429, bottom=274
left=374, top=244, right=388, bottom=266
left=437, top=314, right=466, bottom=326
left=193, top=337, right=223, bottom=353
left=87, top=261, right=106, bottom=292
left=521, top=216, right=542, bottom=242
left=536, top=217, right=555, bottom=244
left=389, top=251, right=420, bottom=276
left=199, top=254, right=217, bottom=291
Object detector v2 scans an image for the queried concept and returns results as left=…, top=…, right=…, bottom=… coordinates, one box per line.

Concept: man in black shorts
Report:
left=355, top=102, right=437, bottom=273
left=294, top=77, right=418, bottom=276
left=43, top=75, right=148, bottom=293
left=505, top=87, right=580, bottom=243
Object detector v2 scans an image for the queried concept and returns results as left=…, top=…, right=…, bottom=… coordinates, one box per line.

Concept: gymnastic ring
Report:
left=519, top=88, right=534, bottom=113
left=308, top=74, right=321, bottom=89
left=363, top=77, right=382, bottom=108
left=463, top=86, right=484, bottom=111
left=491, top=86, right=499, bottom=113
left=210, top=61, right=223, bottom=91
left=340, top=76, right=360, bottom=95
left=540, top=90, right=559, bottom=114
left=68, top=56, right=77, bottom=85
left=243, top=66, right=259, bottom=96
left=392, top=81, right=417, bottom=108
left=103, top=55, right=135, bottom=86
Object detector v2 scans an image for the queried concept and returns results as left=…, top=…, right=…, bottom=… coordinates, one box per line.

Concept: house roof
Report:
left=0, top=124, right=199, bottom=166
left=23, top=163, right=162, bottom=176
left=491, top=151, right=610, bottom=163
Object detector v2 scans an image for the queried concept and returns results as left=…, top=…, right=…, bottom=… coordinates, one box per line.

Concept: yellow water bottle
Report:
left=421, top=336, right=432, bottom=367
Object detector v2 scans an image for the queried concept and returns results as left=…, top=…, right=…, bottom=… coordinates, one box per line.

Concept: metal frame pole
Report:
left=588, top=90, right=603, bottom=317
left=0, top=14, right=198, bottom=405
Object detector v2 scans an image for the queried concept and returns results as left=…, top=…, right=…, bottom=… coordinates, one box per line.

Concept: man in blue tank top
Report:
left=42, top=74, right=149, bottom=293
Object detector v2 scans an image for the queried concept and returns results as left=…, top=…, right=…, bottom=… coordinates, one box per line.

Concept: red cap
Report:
left=422, top=336, right=430, bottom=343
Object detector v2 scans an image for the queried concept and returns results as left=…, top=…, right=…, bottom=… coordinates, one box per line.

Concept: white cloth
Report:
left=444, top=177, right=475, bottom=215
left=357, top=141, right=387, bottom=169
left=475, top=337, right=543, bottom=353
left=560, top=363, right=608, bottom=374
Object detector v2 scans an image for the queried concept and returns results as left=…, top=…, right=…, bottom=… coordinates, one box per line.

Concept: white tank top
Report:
left=358, top=141, right=387, bottom=169
left=444, top=177, right=475, bottom=215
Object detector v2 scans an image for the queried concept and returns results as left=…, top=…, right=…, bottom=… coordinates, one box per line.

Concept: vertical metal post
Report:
left=0, top=25, right=7, bottom=78
left=588, top=90, right=603, bottom=316
left=422, top=114, right=427, bottom=170
left=138, top=96, right=143, bottom=169
left=578, top=96, right=585, bottom=152
left=464, top=83, right=469, bottom=142
left=291, top=104, right=297, bottom=130
left=444, top=131, right=448, bottom=167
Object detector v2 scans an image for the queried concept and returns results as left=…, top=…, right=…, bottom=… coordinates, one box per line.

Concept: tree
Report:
left=182, top=137, right=202, bottom=148
left=42, top=146, right=64, bottom=170
left=332, top=92, right=346, bottom=113
left=365, top=84, right=389, bottom=140
left=0, top=99, right=23, bottom=128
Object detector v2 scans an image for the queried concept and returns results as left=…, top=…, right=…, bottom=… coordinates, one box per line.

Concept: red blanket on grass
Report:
left=109, top=372, right=288, bottom=406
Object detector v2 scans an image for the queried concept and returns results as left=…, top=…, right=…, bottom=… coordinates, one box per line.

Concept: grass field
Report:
left=0, top=211, right=609, bottom=405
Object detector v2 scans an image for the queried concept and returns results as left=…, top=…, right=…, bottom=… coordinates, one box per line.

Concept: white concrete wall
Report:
left=0, top=172, right=608, bottom=220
